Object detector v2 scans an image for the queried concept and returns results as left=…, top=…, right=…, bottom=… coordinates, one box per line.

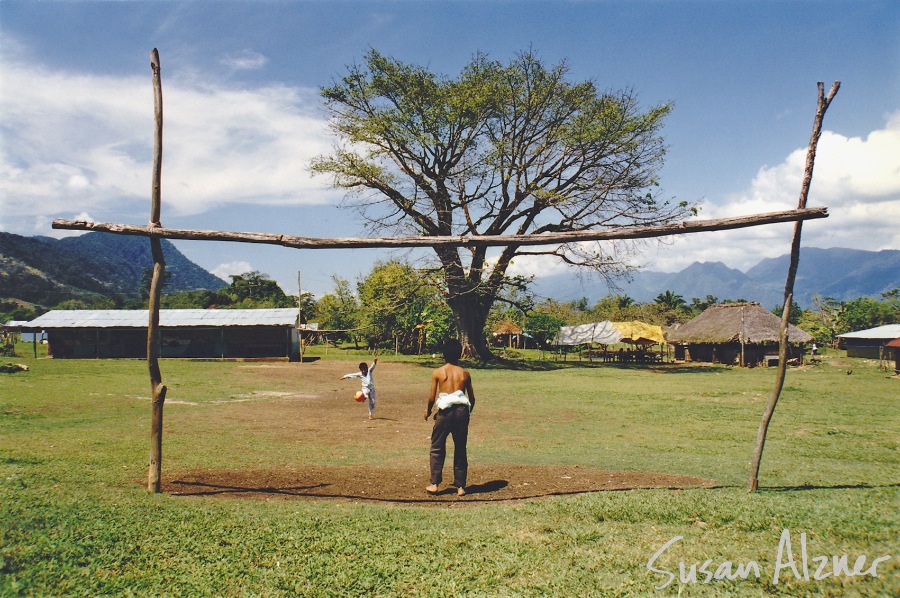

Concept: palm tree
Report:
left=690, top=295, right=719, bottom=314
left=654, top=290, right=686, bottom=311
left=616, top=294, right=635, bottom=309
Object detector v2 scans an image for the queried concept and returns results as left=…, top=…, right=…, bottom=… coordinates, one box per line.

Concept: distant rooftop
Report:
left=838, top=324, right=900, bottom=340
left=25, top=309, right=299, bottom=329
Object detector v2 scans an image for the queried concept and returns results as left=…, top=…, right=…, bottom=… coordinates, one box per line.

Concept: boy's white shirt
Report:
left=342, top=361, right=376, bottom=393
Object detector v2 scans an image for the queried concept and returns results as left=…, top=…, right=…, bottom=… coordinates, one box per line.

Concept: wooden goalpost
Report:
left=51, top=49, right=839, bottom=494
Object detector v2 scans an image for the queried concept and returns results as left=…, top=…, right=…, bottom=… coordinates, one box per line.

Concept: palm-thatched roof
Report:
left=668, top=302, right=813, bottom=344
left=492, top=319, right=523, bottom=335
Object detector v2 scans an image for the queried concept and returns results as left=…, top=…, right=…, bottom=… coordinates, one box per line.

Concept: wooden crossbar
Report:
left=52, top=207, right=827, bottom=249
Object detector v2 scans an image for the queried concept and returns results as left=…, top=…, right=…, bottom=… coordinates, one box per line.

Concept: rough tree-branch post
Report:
left=748, top=81, right=840, bottom=493
left=147, top=49, right=168, bottom=493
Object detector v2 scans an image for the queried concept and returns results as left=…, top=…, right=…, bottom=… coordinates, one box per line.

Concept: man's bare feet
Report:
left=425, top=484, right=439, bottom=494
left=368, top=414, right=374, bottom=420
left=457, top=487, right=466, bottom=496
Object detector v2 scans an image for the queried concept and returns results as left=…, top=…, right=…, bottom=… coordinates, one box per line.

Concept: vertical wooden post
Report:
left=147, top=49, right=168, bottom=493
left=297, top=271, right=304, bottom=363
left=748, top=81, right=840, bottom=492
left=740, top=306, right=745, bottom=367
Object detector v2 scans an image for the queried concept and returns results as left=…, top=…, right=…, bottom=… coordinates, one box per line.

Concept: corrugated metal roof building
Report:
left=25, top=309, right=300, bottom=360
left=837, top=324, right=900, bottom=359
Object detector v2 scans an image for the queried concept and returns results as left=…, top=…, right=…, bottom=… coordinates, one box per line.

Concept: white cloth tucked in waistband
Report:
left=436, top=390, right=471, bottom=411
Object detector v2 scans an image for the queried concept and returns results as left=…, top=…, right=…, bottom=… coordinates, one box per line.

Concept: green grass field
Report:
left=2, top=343, right=898, bottom=596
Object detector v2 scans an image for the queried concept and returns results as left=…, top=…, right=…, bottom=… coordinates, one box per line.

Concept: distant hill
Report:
left=0, top=231, right=225, bottom=307
left=530, top=247, right=900, bottom=309
left=3, top=231, right=897, bottom=313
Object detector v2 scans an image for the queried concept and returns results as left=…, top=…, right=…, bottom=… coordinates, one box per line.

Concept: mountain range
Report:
left=0, top=231, right=225, bottom=308
left=530, top=247, right=900, bottom=309
left=1, top=231, right=897, bottom=311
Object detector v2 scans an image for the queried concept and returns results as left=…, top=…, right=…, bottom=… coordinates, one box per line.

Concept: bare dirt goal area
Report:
left=155, top=359, right=716, bottom=506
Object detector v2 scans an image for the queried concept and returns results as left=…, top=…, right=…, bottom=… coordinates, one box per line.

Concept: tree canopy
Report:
left=355, top=261, right=452, bottom=354
left=313, top=49, right=694, bottom=358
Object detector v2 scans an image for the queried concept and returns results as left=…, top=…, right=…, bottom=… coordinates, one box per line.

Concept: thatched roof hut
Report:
left=493, top=319, right=523, bottom=335
left=668, top=302, right=812, bottom=366
left=492, top=319, right=527, bottom=349
left=669, top=302, right=812, bottom=344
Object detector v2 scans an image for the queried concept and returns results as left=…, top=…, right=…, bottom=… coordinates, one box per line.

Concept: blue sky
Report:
left=2, top=1, right=898, bottom=299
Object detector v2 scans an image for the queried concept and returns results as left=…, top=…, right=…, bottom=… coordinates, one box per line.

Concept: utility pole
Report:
left=740, top=305, right=746, bottom=367
left=297, top=271, right=303, bottom=364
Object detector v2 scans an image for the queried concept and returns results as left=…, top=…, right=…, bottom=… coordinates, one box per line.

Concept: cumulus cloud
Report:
left=210, top=261, right=254, bottom=282
left=0, top=51, right=339, bottom=237
left=507, top=111, right=900, bottom=277
left=37, top=212, right=96, bottom=239
left=672, top=111, right=900, bottom=271
left=220, top=50, right=268, bottom=71
left=705, top=114, right=900, bottom=219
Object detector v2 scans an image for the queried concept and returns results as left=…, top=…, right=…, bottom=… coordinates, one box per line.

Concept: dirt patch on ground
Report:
left=152, top=359, right=717, bottom=506
left=163, top=465, right=716, bottom=506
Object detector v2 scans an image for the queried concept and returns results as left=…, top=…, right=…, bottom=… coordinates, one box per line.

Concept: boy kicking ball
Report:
left=341, top=356, right=378, bottom=419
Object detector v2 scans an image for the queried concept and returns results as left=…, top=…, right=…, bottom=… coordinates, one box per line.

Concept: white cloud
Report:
left=37, top=212, right=96, bottom=239
left=509, top=111, right=900, bottom=277
left=220, top=50, right=268, bottom=71
left=0, top=52, right=340, bottom=237
left=705, top=115, right=900, bottom=219
left=649, top=111, right=900, bottom=272
left=210, top=261, right=254, bottom=282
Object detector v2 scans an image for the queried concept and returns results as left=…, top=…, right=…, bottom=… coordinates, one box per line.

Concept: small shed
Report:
left=837, top=324, right=900, bottom=359
left=885, top=337, right=900, bottom=376
left=492, top=319, right=526, bottom=349
left=667, top=302, right=812, bottom=366
left=2, top=320, right=43, bottom=343
left=24, top=309, right=300, bottom=360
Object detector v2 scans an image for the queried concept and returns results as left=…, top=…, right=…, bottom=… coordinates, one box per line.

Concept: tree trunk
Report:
left=448, top=294, right=493, bottom=360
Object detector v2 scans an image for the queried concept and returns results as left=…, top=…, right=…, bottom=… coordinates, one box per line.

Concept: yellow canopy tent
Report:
left=611, top=321, right=666, bottom=345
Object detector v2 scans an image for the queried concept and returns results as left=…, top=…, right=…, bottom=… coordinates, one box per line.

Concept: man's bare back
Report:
left=425, top=363, right=475, bottom=421
left=433, top=363, right=472, bottom=394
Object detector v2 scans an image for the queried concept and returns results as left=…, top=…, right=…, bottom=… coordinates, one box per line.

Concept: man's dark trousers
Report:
left=429, top=404, right=469, bottom=487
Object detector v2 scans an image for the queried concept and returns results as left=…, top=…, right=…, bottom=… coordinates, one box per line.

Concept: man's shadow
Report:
left=465, top=479, right=508, bottom=494
left=428, top=479, right=509, bottom=496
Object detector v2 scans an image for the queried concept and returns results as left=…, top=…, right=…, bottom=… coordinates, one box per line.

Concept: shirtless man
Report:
left=424, top=338, right=475, bottom=496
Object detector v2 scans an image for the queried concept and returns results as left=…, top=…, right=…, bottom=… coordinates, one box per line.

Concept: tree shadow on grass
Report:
left=171, top=483, right=724, bottom=505
left=163, top=477, right=723, bottom=506
left=759, top=482, right=900, bottom=492
left=167, top=478, right=514, bottom=505
left=170, top=480, right=332, bottom=497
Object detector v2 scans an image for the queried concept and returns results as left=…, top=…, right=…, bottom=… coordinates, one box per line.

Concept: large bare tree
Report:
left=312, top=50, right=694, bottom=359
